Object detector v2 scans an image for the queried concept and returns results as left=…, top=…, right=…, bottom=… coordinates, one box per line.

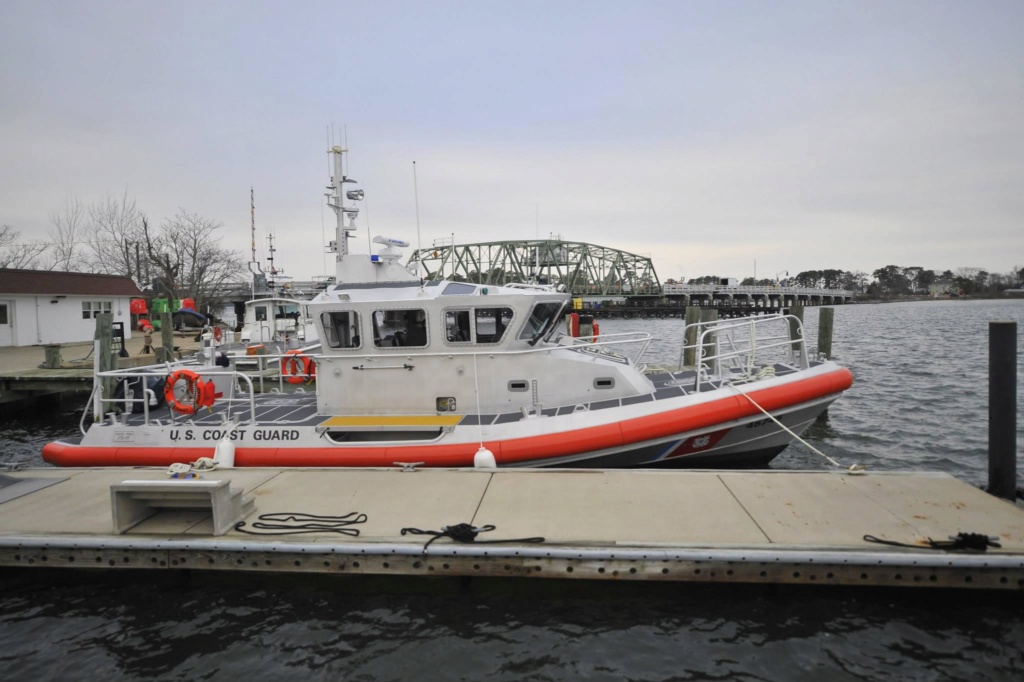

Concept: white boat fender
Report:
left=473, top=446, right=496, bottom=469
left=213, top=436, right=236, bottom=468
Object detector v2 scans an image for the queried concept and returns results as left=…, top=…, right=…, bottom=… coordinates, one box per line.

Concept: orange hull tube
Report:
left=42, top=368, right=853, bottom=467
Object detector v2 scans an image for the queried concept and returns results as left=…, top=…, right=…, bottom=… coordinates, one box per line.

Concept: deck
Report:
left=1, top=466, right=1022, bottom=590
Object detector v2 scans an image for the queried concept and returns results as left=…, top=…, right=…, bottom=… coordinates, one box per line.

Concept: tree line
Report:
left=686, top=265, right=1024, bottom=296
left=0, top=193, right=247, bottom=313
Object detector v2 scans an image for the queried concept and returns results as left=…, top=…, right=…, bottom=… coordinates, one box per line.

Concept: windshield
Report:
left=518, top=301, right=564, bottom=345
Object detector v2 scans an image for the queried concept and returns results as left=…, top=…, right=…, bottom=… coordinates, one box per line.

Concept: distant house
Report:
left=928, top=280, right=956, bottom=297
left=0, top=269, right=141, bottom=347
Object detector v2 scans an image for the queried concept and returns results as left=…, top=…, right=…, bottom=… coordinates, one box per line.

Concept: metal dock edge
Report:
left=1, top=467, right=1022, bottom=590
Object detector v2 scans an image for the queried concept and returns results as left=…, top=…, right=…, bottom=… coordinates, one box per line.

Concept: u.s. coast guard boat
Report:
left=43, top=147, right=853, bottom=469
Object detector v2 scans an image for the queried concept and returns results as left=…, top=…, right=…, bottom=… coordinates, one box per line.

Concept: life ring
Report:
left=164, top=369, right=201, bottom=414
left=213, top=326, right=222, bottom=342
left=164, top=369, right=221, bottom=414
left=282, top=349, right=315, bottom=384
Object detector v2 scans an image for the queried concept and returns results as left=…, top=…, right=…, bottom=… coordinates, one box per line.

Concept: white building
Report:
left=0, top=269, right=141, bottom=347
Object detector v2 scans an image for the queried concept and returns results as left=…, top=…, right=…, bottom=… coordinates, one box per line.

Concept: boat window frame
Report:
left=473, top=306, right=514, bottom=345
left=518, top=300, right=564, bottom=344
left=442, top=308, right=473, bottom=344
left=371, top=307, right=429, bottom=349
left=319, top=310, right=362, bottom=350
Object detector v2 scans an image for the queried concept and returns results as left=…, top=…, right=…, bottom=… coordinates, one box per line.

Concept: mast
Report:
left=326, top=146, right=361, bottom=264
left=251, top=187, right=256, bottom=264
left=266, top=232, right=278, bottom=291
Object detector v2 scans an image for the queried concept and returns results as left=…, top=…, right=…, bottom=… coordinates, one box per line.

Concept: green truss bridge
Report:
left=410, top=239, right=851, bottom=305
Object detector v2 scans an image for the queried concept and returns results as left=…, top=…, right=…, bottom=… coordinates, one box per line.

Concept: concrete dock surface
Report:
left=1, top=466, right=1022, bottom=590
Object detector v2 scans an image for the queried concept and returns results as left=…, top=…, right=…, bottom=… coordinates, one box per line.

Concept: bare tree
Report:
left=0, top=225, right=48, bottom=269
left=142, top=210, right=247, bottom=314
left=88, top=190, right=146, bottom=281
left=48, top=195, right=88, bottom=271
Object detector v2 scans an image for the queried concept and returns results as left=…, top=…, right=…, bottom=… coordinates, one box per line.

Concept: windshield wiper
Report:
left=529, top=300, right=570, bottom=347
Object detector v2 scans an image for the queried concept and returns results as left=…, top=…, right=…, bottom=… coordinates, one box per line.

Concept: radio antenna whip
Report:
left=413, top=160, right=423, bottom=283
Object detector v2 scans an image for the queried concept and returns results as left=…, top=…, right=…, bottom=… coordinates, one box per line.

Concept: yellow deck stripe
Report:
left=319, top=415, right=463, bottom=427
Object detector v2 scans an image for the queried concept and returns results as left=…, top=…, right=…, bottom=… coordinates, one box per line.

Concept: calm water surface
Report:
left=2, top=299, right=1023, bottom=680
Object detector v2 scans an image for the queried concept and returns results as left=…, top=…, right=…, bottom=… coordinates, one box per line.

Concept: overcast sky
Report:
left=1, top=1, right=1022, bottom=283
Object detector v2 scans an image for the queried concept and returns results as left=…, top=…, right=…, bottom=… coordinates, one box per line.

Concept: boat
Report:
left=237, top=297, right=317, bottom=348
left=43, top=146, right=853, bottom=469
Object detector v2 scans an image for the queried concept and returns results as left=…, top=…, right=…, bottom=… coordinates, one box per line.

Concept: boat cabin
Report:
left=239, top=297, right=317, bottom=346
left=309, top=279, right=651, bottom=417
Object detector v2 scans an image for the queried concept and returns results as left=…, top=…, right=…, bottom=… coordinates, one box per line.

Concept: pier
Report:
left=0, top=334, right=199, bottom=404
left=1, top=466, right=1022, bottom=590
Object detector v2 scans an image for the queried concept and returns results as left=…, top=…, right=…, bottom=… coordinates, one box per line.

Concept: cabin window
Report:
left=320, top=311, right=361, bottom=349
left=594, top=378, right=615, bottom=389
left=442, top=282, right=476, bottom=295
left=82, top=301, right=113, bottom=320
left=275, top=303, right=300, bottom=320
left=373, top=309, right=428, bottom=348
left=444, top=310, right=472, bottom=343
left=518, top=301, right=563, bottom=340
left=474, top=307, right=513, bottom=344
left=254, top=305, right=268, bottom=322
left=508, top=380, right=528, bottom=392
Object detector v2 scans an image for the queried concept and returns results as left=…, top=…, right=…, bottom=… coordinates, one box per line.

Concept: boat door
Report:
left=250, top=302, right=272, bottom=343
left=0, top=300, right=14, bottom=346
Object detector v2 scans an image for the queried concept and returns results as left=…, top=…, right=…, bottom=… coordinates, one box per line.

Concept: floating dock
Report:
left=1, top=467, right=1022, bottom=590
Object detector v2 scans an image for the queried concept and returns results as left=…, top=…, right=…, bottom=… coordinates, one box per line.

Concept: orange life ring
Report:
left=213, top=326, right=222, bottom=342
left=164, top=369, right=222, bottom=414
left=165, top=369, right=201, bottom=414
left=282, top=349, right=315, bottom=384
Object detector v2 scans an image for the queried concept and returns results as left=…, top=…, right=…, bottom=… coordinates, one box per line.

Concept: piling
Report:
left=787, top=304, right=804, bottom=355
left=988, top=321, right=1017, bottom=501
left=95, top=313, right=114, bottom=407
left=817, top=308, right=834, bottom=359
left=683, top=306, right=701, bottom=367
left=156, top=312, right=174, bottom=363
left=43, top=344, right=62, bottom=369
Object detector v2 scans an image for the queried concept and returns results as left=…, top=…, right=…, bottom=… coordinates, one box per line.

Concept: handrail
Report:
left=92, top=367, right=259, bottom=427
left=84, top=332, right=653, bottom=430
left=676, top=314, right=808, bottom=392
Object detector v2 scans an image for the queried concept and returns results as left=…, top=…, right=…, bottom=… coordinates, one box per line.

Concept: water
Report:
left=2, top=299, right=1023, bottom=680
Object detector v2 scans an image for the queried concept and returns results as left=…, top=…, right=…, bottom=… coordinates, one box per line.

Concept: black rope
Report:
left=401, top=523, right=545, bottom=551
left=863, top=532, right=1001, bottom=552
left=235, top=512, right=367, bottom=536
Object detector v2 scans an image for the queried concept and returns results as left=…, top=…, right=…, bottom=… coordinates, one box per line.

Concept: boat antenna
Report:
left=251, top=187, right=257, bottom=265
left=413, top=160, right=423, bottom=283
left=535, top=206, right=540, bottom=282
left=266, top=232, right=278, bottom=292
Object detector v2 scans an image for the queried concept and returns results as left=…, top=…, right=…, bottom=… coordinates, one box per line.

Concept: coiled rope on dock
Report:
left=401, top=523, right=545, bottom=552
left=234, top=512, right=368, bottom=536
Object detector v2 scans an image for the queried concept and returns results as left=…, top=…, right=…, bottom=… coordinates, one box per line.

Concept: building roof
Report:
left=0, top=268, right=142, bottom=296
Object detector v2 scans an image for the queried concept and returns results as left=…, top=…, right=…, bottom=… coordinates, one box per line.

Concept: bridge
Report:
left=213, top=240, right=852, bottom=308
left=660, top=283, right=852, bottom=306
left=410, top=239, right=851, bottom=305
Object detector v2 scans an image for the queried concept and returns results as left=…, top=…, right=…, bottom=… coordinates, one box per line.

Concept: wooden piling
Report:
left=95, top=313, right=114, bottom=410
left=817, top=307, right=835, bottom=359
left=988, top=321, right=1017, bottom=500
left=155, top=312, right=175, bottom=363
left=683, top=306, right=701, bottom=367
left=43, top=345, right=62, bottom=369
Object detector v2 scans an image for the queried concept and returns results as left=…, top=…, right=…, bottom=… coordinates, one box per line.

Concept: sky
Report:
left=1, top=0, right=1022, bottom=283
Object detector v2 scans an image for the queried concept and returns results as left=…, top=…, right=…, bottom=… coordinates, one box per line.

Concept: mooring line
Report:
left=725, top=381, right=863, bottom=473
